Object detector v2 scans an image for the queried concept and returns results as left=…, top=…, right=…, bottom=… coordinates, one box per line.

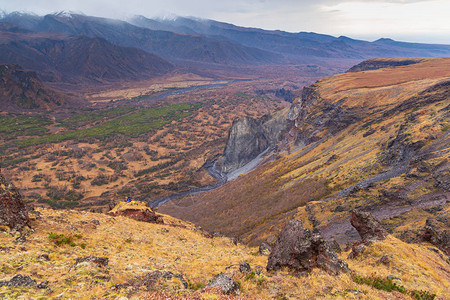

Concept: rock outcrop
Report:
left=108, top=201, right=163, bottom=224
left=215, top=112, right=286, bottom=174
left=206, top=273, right=240, bottom=295
left=348, top=210, right=389, bottom=259
left=422, top=217, right=449, bottom=256
left=0, top=172, right=30, bottom=232
left=350, top=210, right=388, bottom=242
left=266, top=220, right=348, bottom=275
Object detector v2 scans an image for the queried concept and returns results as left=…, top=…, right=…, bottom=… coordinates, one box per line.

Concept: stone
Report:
left=37, top=280, right=49, bottom=289
left=0, top=172, right=31, bottom=232
left=38, top=254, right=50, bottom=261
left=206, top=273, right=239, bottom=295
left=350, top=210, right=388, bottom=242
left=266, top=220, right=348, bottom=275
left=74, top=256, right=109, bottom=268
left=347, top=243, right=367, bottom=259
left=239, top=262, right=251, bottom=274
left=259, top=242, right=272, bottom=255
left=378, top=255, right=393, bottom=265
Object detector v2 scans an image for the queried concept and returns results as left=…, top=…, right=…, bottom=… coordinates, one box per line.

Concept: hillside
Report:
left=130, top=16, right=450, bottom=59
left=159, top=58, right=450, bottom=250
left=0, top=189, right=448, bottom=299
left=0, top=24, right=174, bottom=85
left=0, top=64, right=70, bottom=111
left=0, top=13, right=282, bottom=66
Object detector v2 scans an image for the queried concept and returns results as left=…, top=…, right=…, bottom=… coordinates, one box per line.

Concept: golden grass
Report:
left=1, top=208, right=448, bottom=299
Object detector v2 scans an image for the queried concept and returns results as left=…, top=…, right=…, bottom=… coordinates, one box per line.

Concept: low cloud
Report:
left=1, top=0, right=448, bottom=43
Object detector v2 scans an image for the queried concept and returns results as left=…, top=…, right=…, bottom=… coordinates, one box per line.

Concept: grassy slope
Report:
left=0, top=208, right=448, bottom=299
left=159, top=58, right=449, bottom=246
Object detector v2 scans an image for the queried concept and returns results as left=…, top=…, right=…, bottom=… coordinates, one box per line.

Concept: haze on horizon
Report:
left=1, top=0, right=449, bottom=44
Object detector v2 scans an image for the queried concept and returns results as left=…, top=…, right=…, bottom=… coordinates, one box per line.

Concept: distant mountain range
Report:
left=0, top=11, right=449, bottom=86
left=129, top=15, right=450, bottom=59
left=0, top=22, right=174, bottom=85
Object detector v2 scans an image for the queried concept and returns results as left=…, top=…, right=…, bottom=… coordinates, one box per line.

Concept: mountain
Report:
left=0, top=12, right=282, bottom=65
left=0, top=23, right=174, bottom=84
left=159, top=58, right=450, bottom=251
left=130, top=16, right=450, bottom=59
left=0, top=64, right=69, bottom=111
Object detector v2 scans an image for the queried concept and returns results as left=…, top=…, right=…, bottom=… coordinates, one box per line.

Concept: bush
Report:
left=353, top=275, right=435, bottom=299
left=47, top=232, right=83, bottom=247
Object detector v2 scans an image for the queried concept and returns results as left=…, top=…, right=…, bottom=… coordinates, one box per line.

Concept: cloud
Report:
left=1, top=0, right=449, bottom=43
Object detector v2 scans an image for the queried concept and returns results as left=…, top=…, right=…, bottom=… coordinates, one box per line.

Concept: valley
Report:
left=0, top=9, right=449, bottom=300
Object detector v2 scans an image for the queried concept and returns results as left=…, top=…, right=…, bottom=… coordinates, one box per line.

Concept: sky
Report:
left=1, top=0, right=449, bottom=44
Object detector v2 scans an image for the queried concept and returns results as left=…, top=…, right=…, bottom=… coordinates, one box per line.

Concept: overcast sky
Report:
left=1, top=0, right=449, bottom=44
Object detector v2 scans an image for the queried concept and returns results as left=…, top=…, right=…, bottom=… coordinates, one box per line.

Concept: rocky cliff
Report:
left=215, top=111, right=286, bottom=174
left=0, top=170, right=30, bottom=232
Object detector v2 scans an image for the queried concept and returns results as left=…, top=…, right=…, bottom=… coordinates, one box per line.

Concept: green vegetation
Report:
left=14, top=103, right=201, bottom=147
left=0, top=114, right=51, bottom=139
left=353, top=275, right=436, bottom=300
left=47, top=232, right=84, bottom=247
left=61, top=106, right=135, bottom=127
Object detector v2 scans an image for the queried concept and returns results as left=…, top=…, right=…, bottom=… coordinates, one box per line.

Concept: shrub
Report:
left=47, top=232, right=83, bottom=247
left=353, top=275, right=435, bottom=299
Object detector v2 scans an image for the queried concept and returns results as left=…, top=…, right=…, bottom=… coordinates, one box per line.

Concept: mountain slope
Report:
left=0, top=13, right=282, bottom=65
left=0, top=24, right=174, bottom=84
left=0, top=197, right=448, bottom=298
left=159, top=58, right=450, bottom=248
left=130, top=16, right=450, bottom=59
left=0, top=64, right=69, bottom=111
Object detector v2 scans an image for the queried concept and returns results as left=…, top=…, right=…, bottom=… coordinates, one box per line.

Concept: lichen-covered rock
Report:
left=350, top=210, right=388, bottom=242
left=0, top=172, right=30, bottom=231
left=259, top=242, right=272, bottom=255
left=266, top=220, right=348, bottom=275
left=206, top=273, right=240, bottom=295
left=0, top=275, right=36, bottom=287
left=74, top=256, right=109, bottom=268
left=108, top=201, right=163, bottom=224
left=239, top=262, right=251, bottom=274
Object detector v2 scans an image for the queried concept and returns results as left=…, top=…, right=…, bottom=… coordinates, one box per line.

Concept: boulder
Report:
left=350, top=210, right=388, bottom=242
left=0, top=172, right=30, bottom=232
left=259, top=242, right=272, bottom=255
left=239, top=262, right=251, bottom=274
left=266, top=220, right=348, bottom=275
left=422, top=217, right=449, bottom=256
left=108, top=201, right=163, bottom=224
left=206, top=273, right=239, bottom=295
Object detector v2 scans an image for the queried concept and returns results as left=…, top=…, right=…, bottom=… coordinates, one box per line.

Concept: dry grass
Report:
left=1, top=208, right=448, bottom=299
